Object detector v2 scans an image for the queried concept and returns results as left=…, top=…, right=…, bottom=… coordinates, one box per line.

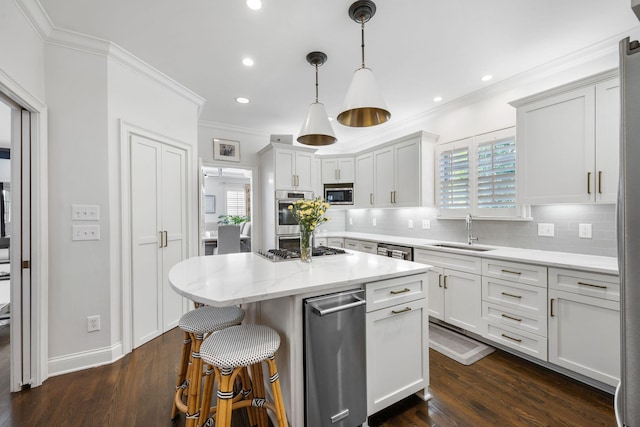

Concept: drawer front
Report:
left=482, top=301, right=547, bottom=337
left=549, top=268, right=620, bottom=301
left=481, top=277, right=547, bottom=317
left=344, top=239, right=360, bottom=250
left=482, top=259, right=547, bottom=287
left=484, top=322, right=548, bottom=361
left=327, top=237, right=344, bottom=248
left=414, top=249, right=481, bottom=274
left=366, top=274, right=426, bottom=312
left=359, top=241, right=378, bottom=254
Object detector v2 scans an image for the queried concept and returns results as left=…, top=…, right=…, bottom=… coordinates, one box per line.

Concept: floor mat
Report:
left=429, top=323, right=494, bottom=365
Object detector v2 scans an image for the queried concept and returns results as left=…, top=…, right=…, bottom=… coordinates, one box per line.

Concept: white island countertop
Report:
left=168, top=251, right=430, bottom=307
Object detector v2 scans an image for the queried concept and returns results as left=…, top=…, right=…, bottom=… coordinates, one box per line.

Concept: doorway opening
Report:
left=0, top=97, right=11, bottom=396
left=201, top=165, right=256, bottom=255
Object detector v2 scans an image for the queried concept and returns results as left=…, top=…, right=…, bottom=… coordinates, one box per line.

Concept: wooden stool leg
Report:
left=198, top=365, right=219, bottom=426
left=239, top=367, right=258, bottom=426
left=215, top=367, right=238, bottom=427
left=185, top=332, right=204, bottom=427
left=171, top=331, right=192, bottom=419
left=250, top=361, right=270, bottom=427
left=265, top=355, right=289, bottom=427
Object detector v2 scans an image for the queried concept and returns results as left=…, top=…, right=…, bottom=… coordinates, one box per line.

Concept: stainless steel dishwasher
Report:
left=304, top=289, right=367, bottom=427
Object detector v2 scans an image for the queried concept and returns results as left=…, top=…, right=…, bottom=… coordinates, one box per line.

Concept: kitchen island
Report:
left=169, top=251, right=431, bottom=426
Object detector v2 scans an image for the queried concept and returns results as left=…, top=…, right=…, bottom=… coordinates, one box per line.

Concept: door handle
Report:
left=587, top=172, right=592, bottom=195
left=164, top=231, right=168, bottom=248
left=369, top=193, right=373, bottom=205
left=550, top=298, right=555, bottom=317
left=443, top=275, right=448, bottom=289
left=438, top=274, right=443, bottom=288
left=598, top=171, right=602, bottom=194
left=159, top=231, right=163, bottom=248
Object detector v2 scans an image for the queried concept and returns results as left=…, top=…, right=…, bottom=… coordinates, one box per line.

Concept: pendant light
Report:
left=297, top=51, right=337, bottom=146
left=337, top=0, right=390, bottom=127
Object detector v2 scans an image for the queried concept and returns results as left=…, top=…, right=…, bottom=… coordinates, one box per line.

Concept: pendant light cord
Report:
left=314, top=64, right=319, bottom=103
left=360, top=17, right=366, bottom=69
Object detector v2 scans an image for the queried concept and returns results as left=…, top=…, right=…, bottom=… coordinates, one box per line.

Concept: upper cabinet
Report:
left=355, top=131, right=437, bottom=208
left=321, top=157, right=355, bottom=184
left=271, top=145, right=315, bottom=192
left=512, top=71, right=619, bottom=205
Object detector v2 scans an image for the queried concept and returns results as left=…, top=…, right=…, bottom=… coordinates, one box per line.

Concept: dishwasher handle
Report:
left=309, top=294, right=366, bottom=317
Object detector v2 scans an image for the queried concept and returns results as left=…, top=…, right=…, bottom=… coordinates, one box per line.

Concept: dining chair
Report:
left=215, top=224, right=241, bottom=254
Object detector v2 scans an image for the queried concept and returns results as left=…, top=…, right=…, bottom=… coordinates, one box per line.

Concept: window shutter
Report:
left=477, top=138, right=516, bottom=210
left=439, top=146, right=470, bottom=211
left=226, top=190, right=246, bottom=216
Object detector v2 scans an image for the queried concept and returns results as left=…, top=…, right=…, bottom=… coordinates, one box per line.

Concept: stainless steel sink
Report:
left=430, top=243, right=494, bottom=252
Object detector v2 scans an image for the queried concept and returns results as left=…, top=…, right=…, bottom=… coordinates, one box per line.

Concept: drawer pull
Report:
left=390, top=288, right=411, bottom=295
left=391, top=307, right=412, bottom=314
left=501, top=292, right=522, bottom=299
left=577, top=281, right=607, bottom=290
left=501, top=269, right=522, bottom=275
left=438, top=274, right=443, bottom=288
left=501, top=333, right=522, bottom=343
left=550, top=298, right=555, bottom=317
left=501, top=313, right=522, bottom=322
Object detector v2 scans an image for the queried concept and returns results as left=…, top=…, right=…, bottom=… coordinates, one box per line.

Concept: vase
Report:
left=300, top=226, right=313, bottom=263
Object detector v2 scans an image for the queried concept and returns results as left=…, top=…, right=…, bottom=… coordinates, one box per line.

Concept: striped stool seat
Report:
left=171, top=306, right=245, bottom=426
left=198, top=324, right=288, bottom=427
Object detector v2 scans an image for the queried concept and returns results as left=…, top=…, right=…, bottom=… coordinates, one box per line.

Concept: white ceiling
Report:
left=38, top=0, right=640, bottom=145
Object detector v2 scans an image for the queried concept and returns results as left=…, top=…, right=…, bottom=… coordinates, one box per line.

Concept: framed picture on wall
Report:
left=213, top=138, right=240, bottom=162
left=204, top=195, right=216, bottom=213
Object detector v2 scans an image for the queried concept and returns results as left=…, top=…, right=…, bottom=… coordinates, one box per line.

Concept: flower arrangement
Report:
left=287, top=197, right=330, bottom=232
left=288, top=197, right=330, bottom=262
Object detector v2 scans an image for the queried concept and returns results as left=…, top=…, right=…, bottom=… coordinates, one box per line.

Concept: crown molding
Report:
left=13, top=0, right=53, bottom=40
left=198, top=120, right=270, bottom=138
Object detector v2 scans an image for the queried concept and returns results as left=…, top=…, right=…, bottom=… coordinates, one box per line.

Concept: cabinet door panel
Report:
left=427, top=267, right=445, bottom=320
left=355, top=153, right=374, bottom=207
left=549, top=289, right=620, bottom=386
left=444, top=270, right=481, bottom=333
left=394, top=138, right=420, bottom=206
left=374, top=147, right=394, bottom=207
left=295, top=151, right=314, bottom=191
left=595, top=79, right=620, bottom=203
left=275, top=149, right=295, bottom=190
left=366, top=299, right=428, bottom=415
left=518, top=86, right=595, bottom=204
left=321, top=158, right=338, bottom=184
left=338, top=157, right=355, bottom=183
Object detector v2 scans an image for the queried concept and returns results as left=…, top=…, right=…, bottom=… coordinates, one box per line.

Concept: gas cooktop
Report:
left=257, top=246, right=347, bottom=262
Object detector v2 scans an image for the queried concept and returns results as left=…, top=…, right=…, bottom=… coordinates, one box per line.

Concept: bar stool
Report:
left=198, top=324, right=288, bottom=427
left=171, top=305, right=245, bottom=426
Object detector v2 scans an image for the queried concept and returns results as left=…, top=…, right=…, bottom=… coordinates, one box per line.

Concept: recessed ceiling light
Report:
left=481, top=74, right=493, bottom=82
left=246, top=0, right=262, bottom=10
left=433, top=96, right=443, bottom=102
left=235, top=97, right=250, bottom=104
left=242, top=57, right=254, bottom=67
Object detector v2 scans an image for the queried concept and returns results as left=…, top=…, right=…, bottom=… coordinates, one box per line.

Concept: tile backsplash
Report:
left=321, top=204, right=617, bottom=257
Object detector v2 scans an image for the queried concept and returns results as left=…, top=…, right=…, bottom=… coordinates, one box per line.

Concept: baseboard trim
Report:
left=47, top=342, right=124, bottom=377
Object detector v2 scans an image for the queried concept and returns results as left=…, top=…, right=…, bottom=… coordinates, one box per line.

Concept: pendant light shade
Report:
left=297, top=51, right=337, bottom=146
left=337, top=0, right=390, bottom=127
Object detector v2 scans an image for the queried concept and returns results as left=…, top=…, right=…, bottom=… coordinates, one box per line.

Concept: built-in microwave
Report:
left=324, top=184, right=354, bottom=205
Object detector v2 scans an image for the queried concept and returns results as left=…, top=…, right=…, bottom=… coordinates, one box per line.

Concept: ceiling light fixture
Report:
left=337, top=0, right=390, bottom=127
left=242, top=57, right=254, bottom=67
left=433, top=96, right=443, bottom=102
left=297, top=51, right=337, bottom=146
left=481, top=74, right=493, bottom=82
left=246, top=0, right=262, bottom=11
left=235, top=97, right=250, bottom=104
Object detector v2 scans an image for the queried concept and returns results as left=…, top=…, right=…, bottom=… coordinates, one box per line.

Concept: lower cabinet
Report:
left=416, top=249, right=482, bottom=334
left=345, top=238, right=378, bottom=254
left=315, top=237, right=345, bottom=248
left=365, top=275, right=429, bottom=416
left=548, top=268, right=621, bottom=387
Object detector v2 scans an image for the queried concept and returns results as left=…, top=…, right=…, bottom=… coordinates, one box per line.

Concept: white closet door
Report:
left=160, top=144, right=186, bottom=331
left=131, top=135, right=163, bottom=347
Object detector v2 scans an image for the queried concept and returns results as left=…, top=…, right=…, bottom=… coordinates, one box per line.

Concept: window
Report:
left=438, top=128, right=521, bottom=218
left=438, top=139, right=471, bottom=213
left=226, top=190, right=246, bottom=216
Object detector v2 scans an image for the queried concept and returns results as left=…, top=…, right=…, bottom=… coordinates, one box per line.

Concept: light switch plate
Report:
left=372, top=218, right=377, bottom=226
left=579, top=223, right=592, bottom=239
left=349, top=217, right=353, bottom=225
left=72, top=204, right=100, bottom=221
left=72, top=224, right=101, bottom=241
left=538, top=223, right=555, bottom=237
left=408, top=219, right=413, bottom=229
left=422, top=219, right=431, bottom=229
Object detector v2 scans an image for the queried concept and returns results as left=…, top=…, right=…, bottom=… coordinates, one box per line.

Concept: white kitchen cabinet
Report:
left=548, top=268, right=620, bottom=387
left=130, top=134, right=186, bottom=348
left=314, top=236, right=327, bottom=247
left=312, top=157, right=322, bottom=198
left=355, top=131, right=436, bottom=208
left=344, top=238, right=377, bottom=254
left=415, top=249, right=482, bottom=333
left=327, top=237, right=344, bottom=248
left=272, top=145, right=315, bottom=191
left=512, top=71, right=619, bottom=204
left=355, top=152, right=374, bottom=207
left=321, top=157, right=355, bottom=184
left=548, top=289, right=620, bottom=386
left=366, top=275, right=429, bottom=415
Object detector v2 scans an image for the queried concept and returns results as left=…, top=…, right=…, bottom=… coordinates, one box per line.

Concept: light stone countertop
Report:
left=315, top=231, right=619, bottom=276
left=168, top=251, right=430, bottom=307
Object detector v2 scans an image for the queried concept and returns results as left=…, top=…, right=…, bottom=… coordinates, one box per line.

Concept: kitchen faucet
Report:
left=466, top=214, right=478, bottom=245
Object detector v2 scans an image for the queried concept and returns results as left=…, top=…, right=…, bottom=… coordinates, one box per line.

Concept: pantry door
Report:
left=130, top=133, right=186, bottom=349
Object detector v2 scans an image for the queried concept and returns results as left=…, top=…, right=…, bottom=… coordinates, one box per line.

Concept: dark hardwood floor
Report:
left=0, top=324, right=615, bottom=427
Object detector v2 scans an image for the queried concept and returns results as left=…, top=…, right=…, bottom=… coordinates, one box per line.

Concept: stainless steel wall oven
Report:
left=275, top=190, right=313, bottom=236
